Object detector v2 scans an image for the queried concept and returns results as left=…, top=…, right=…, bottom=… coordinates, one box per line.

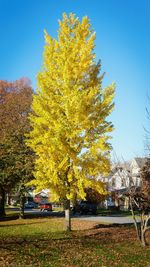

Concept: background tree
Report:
left=27, top=13, right=115, bottom=230
left=0, top=78, right=34, bottom=217
left=126, top=158, right=150, bottom=246
left=127, top=95, right=150, bottom=246
left=85, top=187, right=107, bottom=204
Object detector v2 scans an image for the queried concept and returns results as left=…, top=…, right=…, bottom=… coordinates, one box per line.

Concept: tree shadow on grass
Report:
left=0, top=215, right=19, bottom=221
left=0, top=221, right=46, bottom=227
left=0, top=211, right=65, bottom=222
left=25, top=211, right=64, bottom=219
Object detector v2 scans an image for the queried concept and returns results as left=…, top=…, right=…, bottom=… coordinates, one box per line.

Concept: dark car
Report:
left=24, top=202, right=37, bottom=209
left=39, top=202, right=52, bottom=211
left=73, top=201, right=98, bottom=215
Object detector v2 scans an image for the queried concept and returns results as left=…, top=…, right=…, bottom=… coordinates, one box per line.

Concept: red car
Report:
left=39, top=202, right=52, bottom=211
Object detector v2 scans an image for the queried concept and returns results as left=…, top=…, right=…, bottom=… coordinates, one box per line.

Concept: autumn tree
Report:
left=0, top=78, right=34, bottom=217
left=27, top=13, right=115, bottom=230
left=85, top=187, right=107, bottom=204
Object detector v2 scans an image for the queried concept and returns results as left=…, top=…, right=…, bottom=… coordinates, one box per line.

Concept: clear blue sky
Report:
left=0, top=0, right=149, bottom=160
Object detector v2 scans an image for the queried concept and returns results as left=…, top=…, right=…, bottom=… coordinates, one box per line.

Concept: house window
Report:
left=121, top=179, right=125, bottom=187
left=112, top=178, right=116, bottom=187
left=136, top=176, right=140, bottom=186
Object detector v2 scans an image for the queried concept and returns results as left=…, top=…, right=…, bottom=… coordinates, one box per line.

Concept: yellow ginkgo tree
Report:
left=27, top=13, right=115, bottom=230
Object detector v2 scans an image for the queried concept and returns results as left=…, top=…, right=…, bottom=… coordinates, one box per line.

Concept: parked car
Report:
left=39, top=202, right=52, bottom=211
left=73, top=201, right=98, bottom=215
left=24, top=202, right=37, bottom=209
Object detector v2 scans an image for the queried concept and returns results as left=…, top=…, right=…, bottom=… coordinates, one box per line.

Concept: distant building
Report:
left=33, top=189, right=50, bottom=203
left=98, top=157, right=147, bottom=210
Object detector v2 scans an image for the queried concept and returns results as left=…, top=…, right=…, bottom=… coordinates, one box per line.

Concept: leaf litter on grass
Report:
left=0, top=218, right=150, bottom=267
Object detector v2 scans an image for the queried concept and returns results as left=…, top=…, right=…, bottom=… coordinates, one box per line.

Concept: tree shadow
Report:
left=0, top=210, right=65, bottom=222
left=0, top=221, right=45, bottom=227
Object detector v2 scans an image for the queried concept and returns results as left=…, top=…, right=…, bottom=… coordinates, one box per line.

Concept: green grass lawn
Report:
left=0, top=217, right=150, bottom=267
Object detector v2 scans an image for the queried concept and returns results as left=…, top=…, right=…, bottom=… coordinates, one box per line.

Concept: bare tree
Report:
left=111, top=152, right=150, bottom=246
left=126, top=158, right=150, bottom=246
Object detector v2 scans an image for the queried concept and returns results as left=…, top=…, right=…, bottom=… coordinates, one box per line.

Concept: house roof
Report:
left=134, top=157, right=147, bottom=168
left=111, top=162, right=130, bottom=174
left=112, top=158, right=147, bottom=173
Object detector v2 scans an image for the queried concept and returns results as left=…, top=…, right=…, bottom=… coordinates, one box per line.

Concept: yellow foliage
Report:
left=27, top=13, right=115, bottom=202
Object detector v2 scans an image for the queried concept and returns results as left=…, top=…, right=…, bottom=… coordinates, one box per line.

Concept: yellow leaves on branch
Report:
left=27, top=13, right=115, bottom=201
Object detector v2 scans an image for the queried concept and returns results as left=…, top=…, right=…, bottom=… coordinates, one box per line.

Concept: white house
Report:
left=98, top=157, right=147, bottom=210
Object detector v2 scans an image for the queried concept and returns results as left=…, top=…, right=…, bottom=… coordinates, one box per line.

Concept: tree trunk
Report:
left=19, top=195, right=25, bottom=219
left=145, top=227, right=150, bottom=245
left=141, top=229, right=146, bottom=247
left=0, top=187, right=6, bottom=217
left=8, top=194, right=12, bottom=205
left=129, top=197, right=141, bottom=241
left=64, top=199, right=71, bottom=231
left=140, top=211, right=146, bottom=246
left=6, top=193, right=12, bottom=206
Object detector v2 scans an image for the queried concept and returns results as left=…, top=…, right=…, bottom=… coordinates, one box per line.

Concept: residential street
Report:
left=75, top=214, right=140, bottom=224
left=25, top=209, right=139, bottom=224
left=5, top=208, right=140, bottom=224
